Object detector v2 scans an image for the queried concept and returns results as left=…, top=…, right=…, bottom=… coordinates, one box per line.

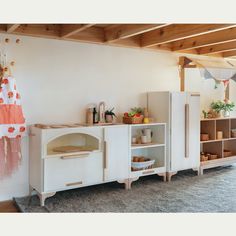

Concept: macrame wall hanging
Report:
left=0, top=37, right=26, bottom=179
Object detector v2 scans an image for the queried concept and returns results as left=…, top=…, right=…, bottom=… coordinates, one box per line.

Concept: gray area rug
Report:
left=14, top=165, right=236, bottom=213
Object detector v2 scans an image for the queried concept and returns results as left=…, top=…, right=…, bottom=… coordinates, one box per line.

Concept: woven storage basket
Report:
left=131, top=159, right=155, bottom=171
left=209, top=154, right=218, bottom=160
left=224, top=150, right=232, bottom=157
left=123, top=115, right=144, bottom=124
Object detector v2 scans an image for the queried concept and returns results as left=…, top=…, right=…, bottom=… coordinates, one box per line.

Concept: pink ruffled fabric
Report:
left=0, top=137, right=22, bottom=179
left=0, top=76, right=25, bottom=179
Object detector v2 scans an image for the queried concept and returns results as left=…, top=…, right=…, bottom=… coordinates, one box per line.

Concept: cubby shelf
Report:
left=200, top=117, right=236, bottom=174
left=200, top=139, right=222, bottom=144
left=131, top=142, right=165, bottom=150
left=129, top=123, right=166, bottom=181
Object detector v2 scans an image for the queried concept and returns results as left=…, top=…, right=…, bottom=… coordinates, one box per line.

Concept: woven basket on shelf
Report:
left=123, top=115, right=144, bottom=124
left=208, top=154, right=218, bottom=160
left=231, top=130, right=236, bottom=138
left=224, top=150, right=233, bottom=157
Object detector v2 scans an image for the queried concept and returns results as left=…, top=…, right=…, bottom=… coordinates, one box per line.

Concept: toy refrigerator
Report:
left=147, top=91, right=200, bottom=180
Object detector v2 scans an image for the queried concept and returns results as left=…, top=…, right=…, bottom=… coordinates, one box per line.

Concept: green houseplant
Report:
left=210, top=100, right=225, bottom=114
left=222, top=100, right=235, bottom=117
left=211, top=100, right=235, bottom=117
left=105, top=108, right=116, bottom=123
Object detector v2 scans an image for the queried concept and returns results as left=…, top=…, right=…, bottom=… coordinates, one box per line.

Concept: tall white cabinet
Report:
left=148, top=91, right=200, bottom=181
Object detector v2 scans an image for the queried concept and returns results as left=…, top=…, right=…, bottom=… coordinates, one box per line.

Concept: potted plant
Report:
left=222, top=99, right=235, bottom=117
left=105, top=108, right=116, bottom=123
left=210, top=100, right=224, bottom=117
left=210, top=100, right=235, bottom=118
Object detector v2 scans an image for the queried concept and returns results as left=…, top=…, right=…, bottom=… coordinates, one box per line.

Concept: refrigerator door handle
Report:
left=185, top=103, right=190, bottom=158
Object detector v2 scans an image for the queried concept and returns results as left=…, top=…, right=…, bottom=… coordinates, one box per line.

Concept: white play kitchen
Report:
left=29, top=122, right=166, bottom=206
left=29, top=91, right=236, bottom=206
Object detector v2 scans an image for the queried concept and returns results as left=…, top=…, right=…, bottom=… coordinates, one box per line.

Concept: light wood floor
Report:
left=0, top=200, right=19, bottom=213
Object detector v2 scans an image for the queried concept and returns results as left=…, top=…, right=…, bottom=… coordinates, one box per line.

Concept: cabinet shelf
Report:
left=200, top=155, right=236, bottom=168
left=200, top=139, right=222, bottom=144
left=201, top=137, right=236, bottom=144
left=130, top=166, right=166, bottom=178
left=131, top=142, right=165, bottom=150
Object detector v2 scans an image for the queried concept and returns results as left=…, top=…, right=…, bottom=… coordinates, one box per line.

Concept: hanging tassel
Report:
left=3, top=137, right=7, bottom=163
left=18, top=151, right=22, bottom=160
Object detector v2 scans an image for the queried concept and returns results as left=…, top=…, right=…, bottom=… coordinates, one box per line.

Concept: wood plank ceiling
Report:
left=1, top=24, right=236, bottom=58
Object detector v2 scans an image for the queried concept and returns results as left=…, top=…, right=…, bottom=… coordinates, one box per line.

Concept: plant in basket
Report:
left=123, top=107, right=144, bottom=124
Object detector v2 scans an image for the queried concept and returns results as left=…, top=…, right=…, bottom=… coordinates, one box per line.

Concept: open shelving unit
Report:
left=200, top=117, right=236, bottom=174
left=128, top=123, right=166, bottom=183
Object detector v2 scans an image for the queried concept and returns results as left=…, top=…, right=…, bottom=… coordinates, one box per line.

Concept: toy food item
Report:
left=133, top=156, right=139, bottom=162
left=138, top=157, right=145, bottom=162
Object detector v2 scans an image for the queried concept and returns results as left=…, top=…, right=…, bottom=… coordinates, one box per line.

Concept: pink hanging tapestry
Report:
left=0, top=75, right=26, bottom=179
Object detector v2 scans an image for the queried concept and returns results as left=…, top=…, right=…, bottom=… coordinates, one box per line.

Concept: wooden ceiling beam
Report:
left=105, top=24, right=166, bottom=42
left=0, top=24, right=6, bottom=32
left=65, top=26, right=105, bottom=44
left=7, top=24, right=21, bottom=33
left=60, top=24, right=95, bottom=38
left=222, top=50, right=236, bottom=58
left=12, top=24, right=61, bottom=39
left=108, top=36, right=141, bottom=48
left=172, top=26, right=236, bottom=51
left=141, top=24, right=233, bottom=48
left=196, top=41, right=236, bottom=55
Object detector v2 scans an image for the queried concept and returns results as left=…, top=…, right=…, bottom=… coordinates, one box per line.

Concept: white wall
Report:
left=0, top=33, right=233, bottom=200
left=0, top=34, right=180, bottom=200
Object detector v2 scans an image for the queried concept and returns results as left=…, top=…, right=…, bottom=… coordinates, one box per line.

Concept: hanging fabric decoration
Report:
left=184, top=58, right=236, bottom=96
left=0, top=65, right=26, bottom=179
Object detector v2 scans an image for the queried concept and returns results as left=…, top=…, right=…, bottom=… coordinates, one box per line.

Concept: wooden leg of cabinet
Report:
left=128, top=177, right=139, bottom=189
left=117, top=179, right=130, bottom=190
left=38, top=192, right=56, bottom=207
left=192, top=167, right=201, bottom=176
left=199, top=167, right=204, bottom=176
left=157, top=172, right=167, bottom=182
left=167, top=172, right=177, bottom=182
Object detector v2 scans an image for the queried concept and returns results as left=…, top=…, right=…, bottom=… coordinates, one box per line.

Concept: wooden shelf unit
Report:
left=200, top=117, right=236, bottom=174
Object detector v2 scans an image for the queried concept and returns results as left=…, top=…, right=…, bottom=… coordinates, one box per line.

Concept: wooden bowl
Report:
left=201, top=133, right=209, bottom=141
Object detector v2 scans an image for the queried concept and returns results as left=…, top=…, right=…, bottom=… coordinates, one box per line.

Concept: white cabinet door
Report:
left=188, top=93, right=200, bottom=169
left=44, top=152, right=103, bottom=192
left=104, top=126, right=129, bottom=182
left=170, top=92, right=186, bottom=171
left=170, top=92, right=200, bottom=171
